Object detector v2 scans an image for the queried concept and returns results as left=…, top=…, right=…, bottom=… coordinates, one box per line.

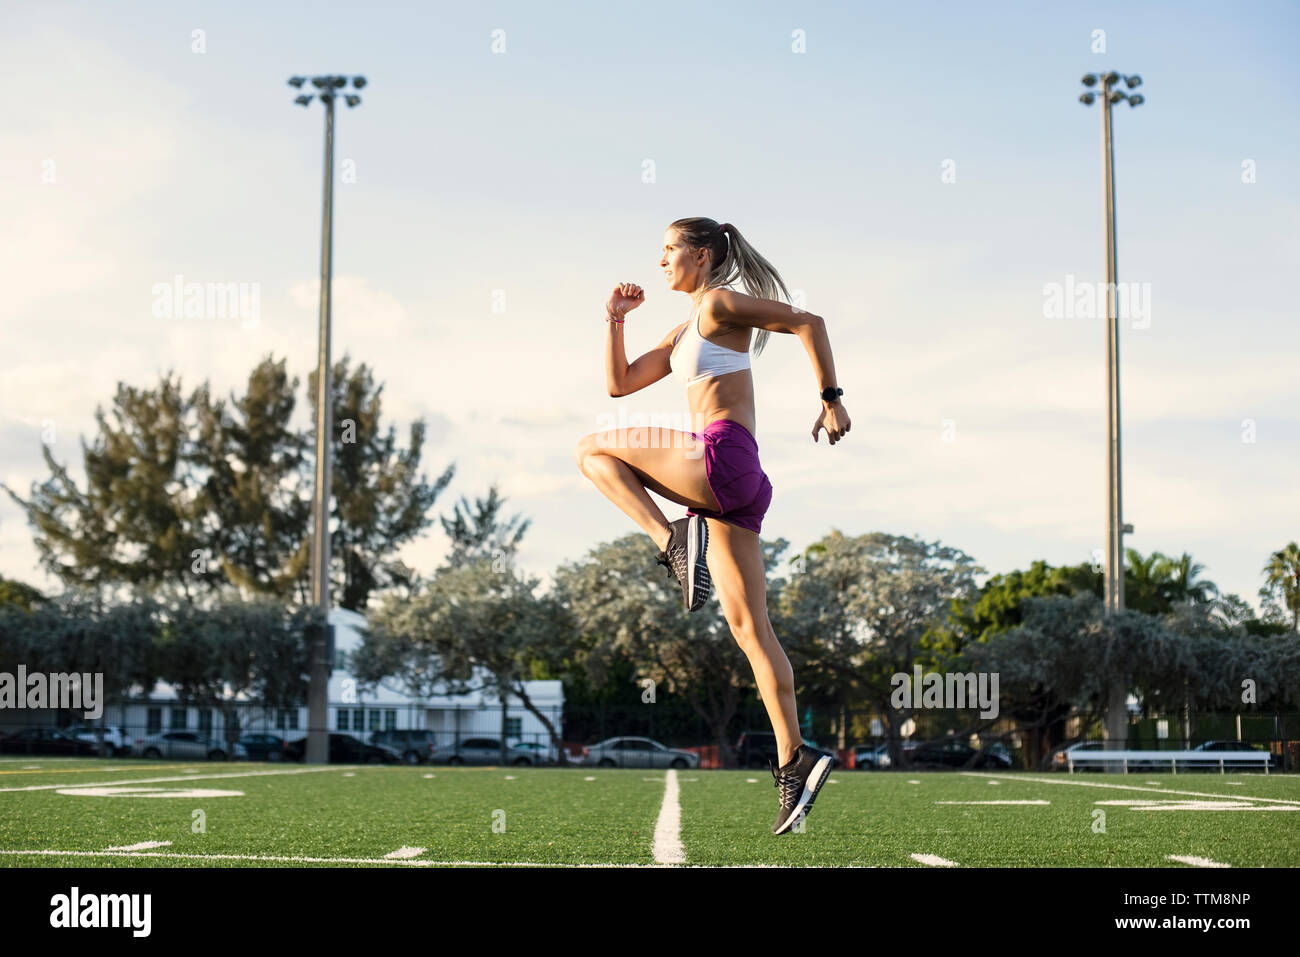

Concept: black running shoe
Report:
left=771, top=744, right=839, bottom=834
left=654, top=515, right=711, bottom=612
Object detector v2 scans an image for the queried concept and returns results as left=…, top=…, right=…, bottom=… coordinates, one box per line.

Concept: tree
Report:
left=774, top=530, right=984, bottom=768
left=0, top=576, right=46, bottom=612
left=155, top=598, right=317, bottom=749
left=4, top=354, right=453, bottom=612
left=437, top=483, right=530, bottom=571
left=0, top=590, right=163, bottom=741
left=357, top=557, right=576, bottom=764
left=4, top=373, right=212, bottom=599
left=1259, top=542, right=1300, bottom=632
left=553, top=534, right=752, bottom=766
left=311, top=357, right=454, bottom=610
left=943, top=560, right=1099, bottom=768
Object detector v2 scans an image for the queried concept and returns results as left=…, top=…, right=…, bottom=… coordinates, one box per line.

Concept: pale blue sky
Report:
left=2, top=1, right=1297, bottom=612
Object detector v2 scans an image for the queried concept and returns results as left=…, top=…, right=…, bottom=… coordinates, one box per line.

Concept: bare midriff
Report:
left=675, top=316, right=757, bottom=438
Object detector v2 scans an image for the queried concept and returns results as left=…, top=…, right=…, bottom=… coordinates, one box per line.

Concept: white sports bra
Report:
left=669, top=296, right=751, bottom=388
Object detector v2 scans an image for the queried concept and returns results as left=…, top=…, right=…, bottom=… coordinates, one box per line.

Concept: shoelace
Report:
left=770, top=761, right=802, bottom=809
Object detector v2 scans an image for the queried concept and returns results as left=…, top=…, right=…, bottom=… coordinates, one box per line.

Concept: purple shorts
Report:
left=685, top=419, right=773, bottom=535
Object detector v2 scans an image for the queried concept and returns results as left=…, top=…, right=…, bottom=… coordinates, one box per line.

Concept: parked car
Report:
left=427, top=737, right=540, bottom=766
left=508, top=740, right=559, bottom=765
left=0, top=727, right=101, bottom=756
left=735, top=731, right=827, bottom=769
left=908, top=738, right=1013, bottom=770
left=370, top=729, right=439, bottom=764
left=852, top=742, right=892, bottom=770
left=135, top=731, right=241, bottom=761
left=235, top=733, right=287, bottom=762
left=1191, top=740, right=1281, bottom=771
left=1045, top=740, right=1106, bottom=771
left=283, top=733, right=400, bottom=764
left=581, top=736, right=700, bottom=770
left=65, top=724, right=135, bottom=757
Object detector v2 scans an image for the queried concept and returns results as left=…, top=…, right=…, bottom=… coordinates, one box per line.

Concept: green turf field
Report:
left=2, top=757, right=1297, bottom=867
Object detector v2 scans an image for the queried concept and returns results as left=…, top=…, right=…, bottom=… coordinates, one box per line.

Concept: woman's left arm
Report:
left=710, top=289, right=850, bottom=444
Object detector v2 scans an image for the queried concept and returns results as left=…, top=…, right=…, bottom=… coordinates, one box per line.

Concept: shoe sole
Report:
left=686, top=515, right=709, bottom=610
left=773, top=754, right=835, bottom=835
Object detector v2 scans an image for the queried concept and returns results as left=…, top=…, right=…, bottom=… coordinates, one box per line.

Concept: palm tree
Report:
left=1260, top=542, right=1300, bottom=632
left=1124, top=548, right=1170, bottom=614
left=1164, top=551, right=1219, bottom=605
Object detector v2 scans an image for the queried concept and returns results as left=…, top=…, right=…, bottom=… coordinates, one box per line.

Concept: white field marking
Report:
left=342, top=773, right=355, bottom=778
left=105, top=840, right=173, bottom=851
left=384, top=846, right=426, bottom=859
left=1145, top=781, right=1161, bottom=785
left=1168, top=854, right=1230, bottom=868
left=0, top=765, right=345, bottom=794
left=504, top=775, right=516, bottom=780
left=911, top=853, right=959, bottom=867
left=828, top=779, right=840, bottom=784
left=59, top=786, right=245, bottom=798
left=583, top=776, right=595, bottom=781
left=935, top=800, right=1050, bottom=805
left=907, top=780, right=920, bottom=784
left=652, top=768, right=685, bottom=865
left=183, top=769, right=201, bottom=774
left=642, top=777, right=665, bottom=782
left=746, top=778, right=758, bottom=783
left=23, top=766, right=40, bottom=770
left=987, top=780, right=1000, bottom=785
left=0, top=848, right=855, bottom=868
left=423, top=774, right=435, bottom=779
left=1228, top=782, right=1243, bottom=786
left=1096, top=799, right=1299, bottom=811
left=958, top=771, right=1300, bottom=806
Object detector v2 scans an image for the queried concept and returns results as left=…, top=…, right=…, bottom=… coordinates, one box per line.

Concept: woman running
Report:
left=574, top=217, right=851, bottom=834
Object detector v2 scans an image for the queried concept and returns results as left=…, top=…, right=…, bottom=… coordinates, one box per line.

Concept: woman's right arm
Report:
left=606, top=321, right=684, bottom=397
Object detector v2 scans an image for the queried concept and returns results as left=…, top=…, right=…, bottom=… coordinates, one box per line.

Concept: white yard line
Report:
left=0, top=765, right=345, bottom=794
left=911, top=853, right=960, bottom=867
left=0, top=848, right=799, bottom=868
left=652, top=768, right=685, bottom=865
left=1167, top=854, right=1230, bottom=868
left=104, top=840, right=173, bottom=851
left=958, top=771, right=1300, bottom=806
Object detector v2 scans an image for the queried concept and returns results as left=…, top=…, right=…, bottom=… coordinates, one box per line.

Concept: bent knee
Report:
left=574, top=435, right=597, bottom=470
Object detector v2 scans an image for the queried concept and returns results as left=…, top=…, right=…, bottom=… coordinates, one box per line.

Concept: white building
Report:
left=116, top=607, right=564, bottom=747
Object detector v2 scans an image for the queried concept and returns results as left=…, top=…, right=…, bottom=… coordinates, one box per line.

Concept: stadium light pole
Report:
left=1080, top=70, right=1144, bottom=752
left=288, top=74, right=367, bottom=765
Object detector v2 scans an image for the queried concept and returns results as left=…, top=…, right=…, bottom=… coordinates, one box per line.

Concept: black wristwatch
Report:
left=820, top=386, right=843, bottom=403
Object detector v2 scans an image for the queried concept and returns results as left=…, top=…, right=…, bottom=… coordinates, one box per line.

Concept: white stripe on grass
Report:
left=0, top=849, right=817, bottom=868
left=1167, top=854, right=1230, bottom=868
left=959, top=771, right=1300, bottom=806
left=105, top=841, right=173, bottom=851
left=383, top=847, right=427, bottom=859
left=911, top=853, right=960, bottom=867
left=0, top=765, right=344, bottom=794
left=652, top=768, right=685, bottom=865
